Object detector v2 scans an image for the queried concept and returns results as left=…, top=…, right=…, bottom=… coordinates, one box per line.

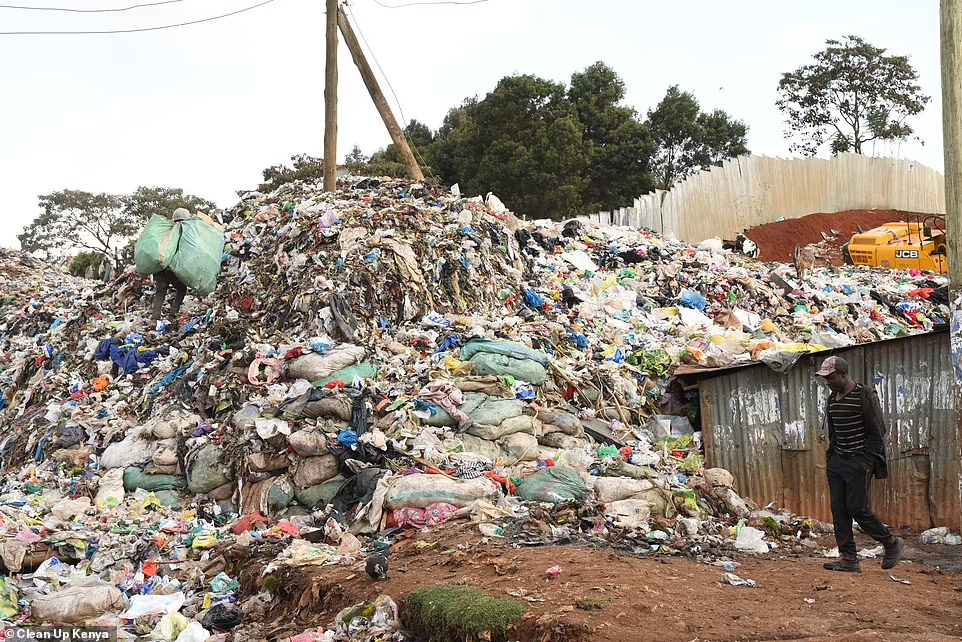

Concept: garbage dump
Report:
left=0, top=179, right=949, bottom=637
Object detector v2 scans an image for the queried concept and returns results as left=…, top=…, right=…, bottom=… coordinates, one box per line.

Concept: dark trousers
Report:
left=827, top=453, right=894, bottom=560
left=152, top=269, right=187, bottom=319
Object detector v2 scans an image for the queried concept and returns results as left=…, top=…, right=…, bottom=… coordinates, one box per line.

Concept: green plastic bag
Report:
left=515, top=466, right=588, bottom=504
left=135, top=215, right=182, bottom=275
left=123, top=467, right=187, bottom=492
left=168, top=217, right=225, bottom=296
left=311, top=362, right=378, bottom=388
left=461, top=338, right=550, bottom=366
left=470, top=352, right=547, bottom=386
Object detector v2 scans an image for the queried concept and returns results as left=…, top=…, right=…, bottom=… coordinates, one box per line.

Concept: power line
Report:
left=346, top=3, right=435, bottom=178
left=371, top=0, right=489, bottom=8
left=0, top=0, right=280, bottom=34
left=0, top=0, right=187, bottom=13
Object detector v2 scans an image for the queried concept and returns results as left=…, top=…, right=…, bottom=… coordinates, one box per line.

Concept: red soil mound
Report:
left=745, top=209, right=933, bottom=265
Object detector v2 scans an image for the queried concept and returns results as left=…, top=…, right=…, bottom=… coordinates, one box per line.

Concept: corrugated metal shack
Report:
left=680, top=330, right=960, bottom=531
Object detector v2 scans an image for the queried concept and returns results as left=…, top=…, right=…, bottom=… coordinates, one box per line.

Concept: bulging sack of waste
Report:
left=468, top=415, right=540, bottom=441
left=30, top=586, right=128, bottom=625
left=287, top=430, right=329, bottom=457
left=537, top=410, right=584, bottom=437
left=100, top=435, right=155, bottom=470
left=515, top=466, right=588, bottom=504
left=920, top=526, right=950, bottom=545
left=96, top=468, right=126, bottom=509
left=242, top=476, right=295, bottom=516
left=294, top=477, right=348, bottom=509
left=469, top=352, right=547, bottom=386
left=385, top=474, right=498, bottom=510
left=167, top=216, right=225, bottom=297
left=185, top=444, right=233, bottom=494
left=286, top=344, right=366, bottom=382
left=593, top=477, right=654, bottom=503
left=135, top=215, right=182, bottom=276
left=605, top=499, right=651, bottom=530
left=248, top=451, right=290, bottom=473
left=292, top=454, right=340, bottom=488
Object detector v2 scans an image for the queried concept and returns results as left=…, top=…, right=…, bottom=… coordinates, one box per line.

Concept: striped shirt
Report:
left=829, top=384, right=867, bottom=455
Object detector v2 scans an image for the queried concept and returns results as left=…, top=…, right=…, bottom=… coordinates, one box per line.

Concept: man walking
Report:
left=151, top=208, right=190, bottom=320
left=818, top=356, right=903, bottom=572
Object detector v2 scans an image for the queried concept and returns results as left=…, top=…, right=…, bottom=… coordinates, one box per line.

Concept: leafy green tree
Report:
left=647, top=86, right=749, bottom=189
left=568, top=62, right=655, bottom=211
left=18, top=187, right=215, bottom=266
left=344, top=145, right=369, bottom=174
left=258, top=154, right=326, bottom=192
left=776, top=35, right=930, bottom=155
left=125, top=186, right=215, bottom=221
left=68, top=251, right=105, bottom=277
left=436, top=75, right=589, bottom=219
left=19, top=190, right=130, bottom=265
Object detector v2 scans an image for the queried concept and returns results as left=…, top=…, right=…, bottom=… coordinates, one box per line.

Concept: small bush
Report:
left=68, top=251, right=104, bottom=277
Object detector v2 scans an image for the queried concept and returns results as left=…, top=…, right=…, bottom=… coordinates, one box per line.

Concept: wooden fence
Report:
left=587, top=154, right=946, bottom=242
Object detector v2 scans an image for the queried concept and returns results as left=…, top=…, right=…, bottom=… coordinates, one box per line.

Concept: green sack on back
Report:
left=135, top=215, right=182, bottom=275
left=168, top=218, right=225, bottom=297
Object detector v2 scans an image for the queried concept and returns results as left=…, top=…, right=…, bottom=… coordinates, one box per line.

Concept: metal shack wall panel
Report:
left=701, top=332, right=959, bottom=530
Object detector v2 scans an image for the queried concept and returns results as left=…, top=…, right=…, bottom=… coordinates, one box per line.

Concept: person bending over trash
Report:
left=151, top=208, right=191, bottom=320
left=817, top=356, right=903, bottom=573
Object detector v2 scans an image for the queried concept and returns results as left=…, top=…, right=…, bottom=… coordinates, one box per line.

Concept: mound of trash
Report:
left=0, top=178, right=949, bottom=637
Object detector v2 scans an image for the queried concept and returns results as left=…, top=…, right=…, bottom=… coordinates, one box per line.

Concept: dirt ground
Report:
left=744, top=210, right=928, bottom=265
left=245, top=521, right=962, bottom=642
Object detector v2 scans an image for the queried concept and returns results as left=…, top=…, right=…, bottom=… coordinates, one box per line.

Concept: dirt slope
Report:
left=745, top=210, right=936, bottom=265
left=239, top=521, right=962, bottom=642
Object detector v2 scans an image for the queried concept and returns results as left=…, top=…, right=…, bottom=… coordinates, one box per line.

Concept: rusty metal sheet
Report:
left=698, top=331, right=959, bottom=530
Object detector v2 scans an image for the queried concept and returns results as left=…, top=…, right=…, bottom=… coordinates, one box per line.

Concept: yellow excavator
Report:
left=842, top=214, right=947, bottom=274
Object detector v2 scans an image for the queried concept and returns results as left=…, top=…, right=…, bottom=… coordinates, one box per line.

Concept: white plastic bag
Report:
left=734, top=526, right=769, bottom=554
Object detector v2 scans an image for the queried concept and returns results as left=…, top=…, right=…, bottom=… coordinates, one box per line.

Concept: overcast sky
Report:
left=0, top=0, right=943, bottom=248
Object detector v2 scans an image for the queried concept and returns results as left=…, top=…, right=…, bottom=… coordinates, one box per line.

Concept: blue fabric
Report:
left=436, top=335, right=461, bottom=353
left=679, top=289, right=708, bottom=311
left=109, top=345, right=159, bottom=375
left=522, top=288, right=546, bottom=308
left=337, top=429, right=359, bottom=450
left=413, top=399, right=437, bottom=416
left=152, top=363, right=191, bottom=394
left=94, top=339, right=113, bottom=361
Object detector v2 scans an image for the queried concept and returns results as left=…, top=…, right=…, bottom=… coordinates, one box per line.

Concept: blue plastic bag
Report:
left=679, top=289, right=708, bottom=311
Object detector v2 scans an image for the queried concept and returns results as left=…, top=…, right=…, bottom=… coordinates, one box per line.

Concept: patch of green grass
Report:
left=406, top=585, right=527, bottom=641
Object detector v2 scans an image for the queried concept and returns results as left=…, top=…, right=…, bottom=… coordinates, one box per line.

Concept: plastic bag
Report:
left=135, top=215, right=182, bottom=276
left=385, top=474, right=497, bottom=510
left=734, top=526, right=769, bottom=554
left=167, top=217, right=225, bottom=296
left=920, top=526, right=949, bottom=544
left=201, top=603, right=243, bottom=630
left=31, top=586, right=128, bottom=624
left=515, top=466, right=588, bottom=504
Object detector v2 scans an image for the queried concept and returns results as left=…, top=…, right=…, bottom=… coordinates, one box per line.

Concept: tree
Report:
left=20, top=190, right=130, bottom=265
left=568, top=62, right=656, bottom=211
left=258, top=154, right=326, bottom=192
left=776, top=35, right=930, bottom=155
left=647, top=86, right=749, bottom=189
left=18, top=187, right=215, bottom=266
left=124, top=186, right=215, bottom=221
left=344, top=145, right=369, bottom=174
left=367, top=119, right=439, bottom=178
left=434, top=75, right=589, bottom=219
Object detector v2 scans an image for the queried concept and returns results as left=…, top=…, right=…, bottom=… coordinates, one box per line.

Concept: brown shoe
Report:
left=882, top=537, right=904, bottom=570
left=824, top=560, right=861, bottom=572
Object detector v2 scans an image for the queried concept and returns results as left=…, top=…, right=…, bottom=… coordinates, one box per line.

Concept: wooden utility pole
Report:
left=323, top=0, right=339, bottom=192
left=336, top=4, right=424, bottom=181
left=941, top=0, right=962, bottom=527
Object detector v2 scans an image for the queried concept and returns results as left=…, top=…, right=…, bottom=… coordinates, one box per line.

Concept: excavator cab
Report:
left=844, top=214, right=947, bottom=274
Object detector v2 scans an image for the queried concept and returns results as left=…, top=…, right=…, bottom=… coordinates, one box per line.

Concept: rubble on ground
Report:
left=0, top=178, right=948, bottom=638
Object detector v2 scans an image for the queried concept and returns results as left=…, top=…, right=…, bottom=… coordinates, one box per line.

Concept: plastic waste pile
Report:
left=0, top=178, right=945, bottom=635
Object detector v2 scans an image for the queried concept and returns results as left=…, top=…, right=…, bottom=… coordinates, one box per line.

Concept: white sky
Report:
left=0, top=0, right=943, bottom=248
